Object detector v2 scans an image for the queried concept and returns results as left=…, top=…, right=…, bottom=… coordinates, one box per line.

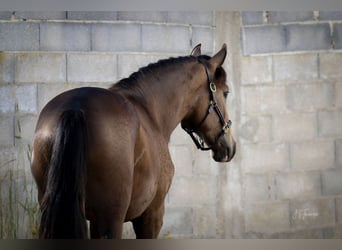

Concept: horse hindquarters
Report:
left=39, top=110, right=88, bottom=239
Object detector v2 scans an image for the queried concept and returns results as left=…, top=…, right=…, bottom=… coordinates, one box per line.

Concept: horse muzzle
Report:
left=212, top=134, right=236, bottom=163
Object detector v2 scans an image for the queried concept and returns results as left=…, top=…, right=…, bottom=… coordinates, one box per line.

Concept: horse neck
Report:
left=115, top=60, right=200, bottom=140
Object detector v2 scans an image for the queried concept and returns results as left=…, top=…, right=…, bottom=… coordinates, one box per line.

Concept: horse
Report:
left=30, top=44, right=236, bottom=239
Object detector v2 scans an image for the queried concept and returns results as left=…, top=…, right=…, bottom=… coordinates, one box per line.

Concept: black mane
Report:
left=115, top=55, right=201, bottom=89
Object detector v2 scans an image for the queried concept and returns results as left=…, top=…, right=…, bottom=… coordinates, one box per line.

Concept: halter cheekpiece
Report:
left=182, top=59, right=232, bottom=151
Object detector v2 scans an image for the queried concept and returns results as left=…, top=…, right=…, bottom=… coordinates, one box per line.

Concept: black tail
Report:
left=39, top=110, right=88, bottom=239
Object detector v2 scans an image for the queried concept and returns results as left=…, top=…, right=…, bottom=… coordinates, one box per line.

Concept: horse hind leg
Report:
left=89, top=220, right=101, bottom=239
left=90, top=220, right=124, bottom=239
left=131, top=203, right=165, bottom=239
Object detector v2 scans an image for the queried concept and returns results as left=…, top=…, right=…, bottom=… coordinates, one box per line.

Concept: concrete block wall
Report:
left=1, top=11, right=342, bottom=239
left=0, top=11, right=216, bottom=238
left=240, top=11, right=342, bottom=238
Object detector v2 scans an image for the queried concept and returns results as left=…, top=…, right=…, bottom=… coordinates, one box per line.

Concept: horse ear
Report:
left=209, top=43, right=227, bottom=68
left=190, top=43, right=201, bottom=56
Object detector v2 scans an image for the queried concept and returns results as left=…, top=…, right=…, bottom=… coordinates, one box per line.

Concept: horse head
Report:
left=182, top=44, right=236, bottom=162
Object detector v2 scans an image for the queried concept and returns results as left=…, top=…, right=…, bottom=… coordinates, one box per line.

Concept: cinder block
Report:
left=15, top=53, right=66, bottom=83
left=0, top=23, right=39, bottom=51
left=142, top=24, right=191, bottom=53
left=242, top=25, right=285, bottom=55
left=272, top=228, right=323, bottom=239
left=268, top=11, right=313, bottom=23
left=285, top=24, right=331, bottom=51
left=67, top=53, right=117, bottom=83
left=318, top=110, right=342, bottom=137
left=167, top=11, right=213, bottom=26
left=240, top=56, right=272, bottom=84
left=67, top=11, right=117, bottom=20
left=241, top=143, right=289, bottom=173
left=117, top=11, right=167, bottom=22
left=160, top=207, right=193, bottom=237
left=0, top=12, right=12, bottom=20
left=14, top=115, right=37, bottom=145
left=92, top=23, right=141, bottom=51
left=241, top=86, right=287, bottom=114
left=0, top=147, right=17, bottom=176
left=323, top=224, right=342, bottom=239
left=169, top=124, right=193, bottom=146
left=122, top=222, right=135, bottom=239
left=168, top=176, right=216, bottom=206
left=273, top=54, right=318, bottom=81
left=192, top=147, right=216, bottom=176
left=276, top=172, right=322, bottom=200
left=40, top=23, right=91, bottom=51
left=15, top=84, right=37, bottom=114
left=0, top=117, right=14, bottom=146
left=336, top=83, right=342, bottom=108
left=0, top=85, right=15, bottom=113
left=291, top=140, right=335, bottom=170
left=287, top=83, right=334, bottom=111
left=169, top=146, right=193, bottom=177
left=336, top=139, right=342, bottom=167
left=37, top=83, right=71, bottom=112
left=241, top=11, right=264, bottom=25
left=321, top=169, right=342, bottom=195
left=319, top=11, right=342, bottom=20
left=244, top=174, right=270, bottom=202
left=0, top=53, right=15, bottom=84
left=192, top=206, right=216, bottom=238
left=273, top=113, right=317, bottom=142
left=14, top=11, right=66, bottom=20
left=320, top=53, right=342, bottom=79
left=245, top=201, right=290, bottom=234
left=117, top=54, right=165, bottom=79
left=290, top=198, right=335, bottom=229
left=192, top=27, right=213, bottom=55
left=336, top=198, right=342, bottom=223
left=332, top=24, right=342, bottom=49
left=240, top=115, right=272, bottom=143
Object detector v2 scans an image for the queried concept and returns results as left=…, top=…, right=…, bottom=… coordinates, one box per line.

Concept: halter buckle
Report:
left=209, top=82, right=217, bottom=92
left=222, top=120, right=232, bottom=134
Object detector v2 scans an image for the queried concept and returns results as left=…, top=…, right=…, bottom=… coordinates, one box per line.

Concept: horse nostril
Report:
left=229, top=141, right=236, bottom=160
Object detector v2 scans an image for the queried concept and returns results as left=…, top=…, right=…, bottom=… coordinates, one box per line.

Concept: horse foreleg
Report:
left=132, top=203, right=165, bottom=239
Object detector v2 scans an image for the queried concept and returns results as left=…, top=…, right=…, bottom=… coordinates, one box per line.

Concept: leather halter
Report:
left=182, top=59, right=232, bottom=151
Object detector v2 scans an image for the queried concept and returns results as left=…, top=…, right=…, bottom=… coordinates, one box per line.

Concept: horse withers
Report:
left=31, top=44, right=236, bottom=239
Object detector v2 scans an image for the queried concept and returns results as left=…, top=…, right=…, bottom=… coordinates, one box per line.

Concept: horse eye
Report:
left=223, top=91, right=229, bottom=99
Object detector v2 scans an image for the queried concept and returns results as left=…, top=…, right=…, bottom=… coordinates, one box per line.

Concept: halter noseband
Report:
left=182, top=59, right=232, bottom=151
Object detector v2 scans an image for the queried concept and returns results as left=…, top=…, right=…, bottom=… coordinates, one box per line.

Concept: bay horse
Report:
left=31, top=44, right=236, bottom=239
